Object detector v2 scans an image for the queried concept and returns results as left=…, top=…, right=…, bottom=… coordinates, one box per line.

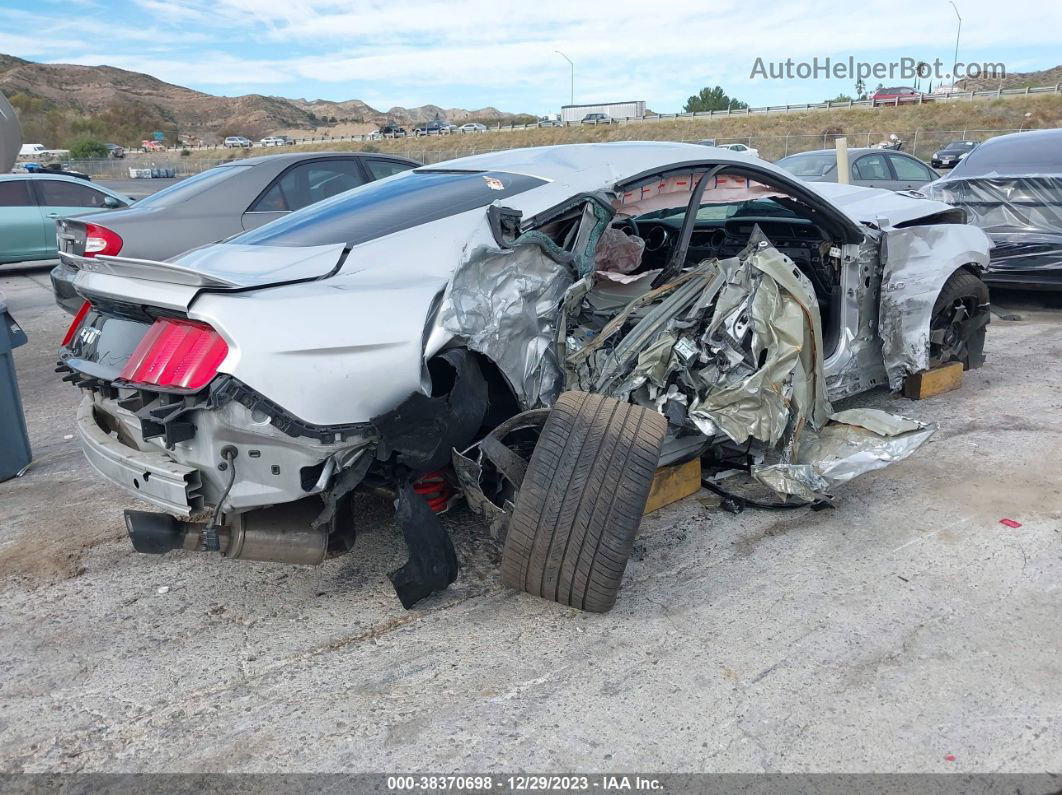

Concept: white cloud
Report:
left=3, top=0, right=1059, bottom=111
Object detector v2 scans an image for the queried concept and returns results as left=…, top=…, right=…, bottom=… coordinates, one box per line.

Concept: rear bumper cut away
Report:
left=77, top=397, right=204, bottom=518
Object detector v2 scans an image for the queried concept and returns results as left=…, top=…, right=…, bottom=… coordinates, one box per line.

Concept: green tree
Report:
left=683, top=86, right=749, bottom=113
left=825, top=93, right=854, bottom=103
left=68, top=136, right=109, bottom=159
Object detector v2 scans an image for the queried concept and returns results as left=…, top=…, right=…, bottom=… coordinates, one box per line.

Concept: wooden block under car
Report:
left=644, top=458, right=702, bottom=515
left=903, top=361, right=963, bottom=399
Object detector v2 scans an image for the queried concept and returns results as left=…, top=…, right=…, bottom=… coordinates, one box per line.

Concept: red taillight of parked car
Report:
left=83, top=223, right=123, bottom=257
left=61, top=300, right=92, bottom=347
left=118, top=318, right=229, bottom=391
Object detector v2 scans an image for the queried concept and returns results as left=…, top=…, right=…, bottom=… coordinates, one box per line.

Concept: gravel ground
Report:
left=0, top=268, right=1059, bottom=774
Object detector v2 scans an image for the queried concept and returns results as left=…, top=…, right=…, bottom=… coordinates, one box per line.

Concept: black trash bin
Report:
left=0, top=300, right=31, bottom=482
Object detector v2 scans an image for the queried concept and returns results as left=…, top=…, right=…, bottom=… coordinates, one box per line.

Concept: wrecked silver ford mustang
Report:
left=58, top=142, right=991, bottom=612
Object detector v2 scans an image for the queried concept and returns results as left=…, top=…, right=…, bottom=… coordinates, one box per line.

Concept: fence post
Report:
left=784, top=134, right=789, bottom=156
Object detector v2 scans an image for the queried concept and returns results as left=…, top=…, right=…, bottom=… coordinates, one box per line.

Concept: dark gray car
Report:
left=775, top=148, right=938, bottom=191
left=51, top=151, right=420, bottom=313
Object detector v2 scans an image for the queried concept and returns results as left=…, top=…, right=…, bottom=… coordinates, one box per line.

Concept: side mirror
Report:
left=103, top=196, right=122, bottom=209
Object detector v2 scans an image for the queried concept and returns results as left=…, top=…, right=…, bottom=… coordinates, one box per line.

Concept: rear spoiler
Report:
left=69, top=253, right=239, bottom=288
left=68, top=241, right=350, bottom=290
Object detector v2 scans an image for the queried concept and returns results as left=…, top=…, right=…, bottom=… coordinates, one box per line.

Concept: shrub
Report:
left=68, top=137, right=109, bottom=159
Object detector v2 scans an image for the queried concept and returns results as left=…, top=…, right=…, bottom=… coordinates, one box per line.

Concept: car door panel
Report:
left=36, top=180, right=124, bottom=258
left=886, top=153, right=936, bottom=191
left=851, top=154, right=896, bottom=190
left=0, top=180, right=48, bottom=262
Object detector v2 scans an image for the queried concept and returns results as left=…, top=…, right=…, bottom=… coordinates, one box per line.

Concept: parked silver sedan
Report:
left=776, top=148, right=939, bottom=191
left=50, top=151, right=419, bottom=313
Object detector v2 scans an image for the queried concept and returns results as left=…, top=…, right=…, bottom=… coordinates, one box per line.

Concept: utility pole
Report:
left=949, top=1, right=962, bottom=87
left=555, top=50, right=574, bottom=107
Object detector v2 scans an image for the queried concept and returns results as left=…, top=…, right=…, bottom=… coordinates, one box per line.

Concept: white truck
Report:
left=18, top=143, right=45, bottom=158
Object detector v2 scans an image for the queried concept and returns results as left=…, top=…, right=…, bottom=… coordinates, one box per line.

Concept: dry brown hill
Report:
left=957, top=65, right=1062, bottom=92
left=0, top=54, right=530, bottom=144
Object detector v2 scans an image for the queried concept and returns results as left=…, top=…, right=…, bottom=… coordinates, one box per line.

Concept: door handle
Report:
left=46, top=212, right=59, bottom=218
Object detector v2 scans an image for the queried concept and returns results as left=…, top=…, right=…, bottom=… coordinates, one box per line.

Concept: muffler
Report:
left=124, top=499, right=328, bottom=566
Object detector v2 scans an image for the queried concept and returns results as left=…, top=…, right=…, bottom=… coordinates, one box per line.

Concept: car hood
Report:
left=805, top=181, right=958, bottom=228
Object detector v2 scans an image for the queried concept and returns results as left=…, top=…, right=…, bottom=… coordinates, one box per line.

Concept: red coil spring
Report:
left=413, top=470, right=452, bottom=513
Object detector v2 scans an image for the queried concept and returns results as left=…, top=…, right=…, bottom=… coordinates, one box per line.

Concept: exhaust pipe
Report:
left=124, top=499, right=328, bottom=566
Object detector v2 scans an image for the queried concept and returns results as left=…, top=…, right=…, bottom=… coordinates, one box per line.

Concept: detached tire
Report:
left=929, top=270, right=990, bottom=370
left=501, top=392, right=667, bottom=613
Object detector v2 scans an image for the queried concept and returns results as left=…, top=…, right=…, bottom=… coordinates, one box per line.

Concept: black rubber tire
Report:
left=929, top=269, right=990, bottom=370
left=500, top=391, right=667, bottom=613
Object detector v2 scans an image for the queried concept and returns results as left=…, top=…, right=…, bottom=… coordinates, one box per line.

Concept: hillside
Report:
left=957, top=65, right=1062, bottom=92
left=0, top=54, right=532, bottom=146
left=177, top=93, right=1062, bottom=167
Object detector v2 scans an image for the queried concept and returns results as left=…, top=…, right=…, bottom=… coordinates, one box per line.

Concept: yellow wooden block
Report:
left=903, top=361, right=963, bottom=400
left=644, top=458, right=702, bottom=515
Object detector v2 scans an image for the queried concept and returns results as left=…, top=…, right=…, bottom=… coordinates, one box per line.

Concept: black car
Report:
left=23, top=162, right=91, bottom=181
left=413, top=120, right=449, bottom=136
left=377, top=122, right=406, bottom=138
left=925, top=129, right=1062, bottom=290
left=931, top=140, right=978, bottom=169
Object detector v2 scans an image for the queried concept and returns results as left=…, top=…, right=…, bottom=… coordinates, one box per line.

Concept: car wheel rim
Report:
left=928, top=295, right=977, bottom=367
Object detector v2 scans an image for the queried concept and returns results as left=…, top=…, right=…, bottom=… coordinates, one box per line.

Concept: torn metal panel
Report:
left=688, top=240, right=831, bottom=446
left=439, top=236, right=574, bottom=408
left=823, top=234, right=890, bottom=401
left=879, top=224, right=991, bottom=390
left=751, top=408, right=936, bottom=501
left=582, top=262, right=726, bottom=399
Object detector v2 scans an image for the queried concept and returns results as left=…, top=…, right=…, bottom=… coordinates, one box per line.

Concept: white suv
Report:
left=223, top=136, right=252, bottom=148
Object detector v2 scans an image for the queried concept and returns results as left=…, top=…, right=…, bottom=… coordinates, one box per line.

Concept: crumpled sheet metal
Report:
left=751, top=408, right=936, bottom=501
left=878, top=223, right=990, bottom=390
left=566, top=233, right=932, bottom=500
left=689, top=242, right=831, bottom=446
left=569, top=239, right=831, bottom=448
left=439, top=236, right=574, bottom=408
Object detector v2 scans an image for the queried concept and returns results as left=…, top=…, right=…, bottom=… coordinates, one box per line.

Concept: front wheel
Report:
left=928, top=270, right=990, bottom=370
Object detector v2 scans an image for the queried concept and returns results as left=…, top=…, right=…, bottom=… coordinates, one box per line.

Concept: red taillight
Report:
left=118, top=318, right=228, bottom=391
left=83, top=223, right=123, bottom=257
left=61, top=300, right=92, bottom=347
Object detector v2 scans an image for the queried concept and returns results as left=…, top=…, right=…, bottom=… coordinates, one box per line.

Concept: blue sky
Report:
left=1, top=0, right=1058, bottom=114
